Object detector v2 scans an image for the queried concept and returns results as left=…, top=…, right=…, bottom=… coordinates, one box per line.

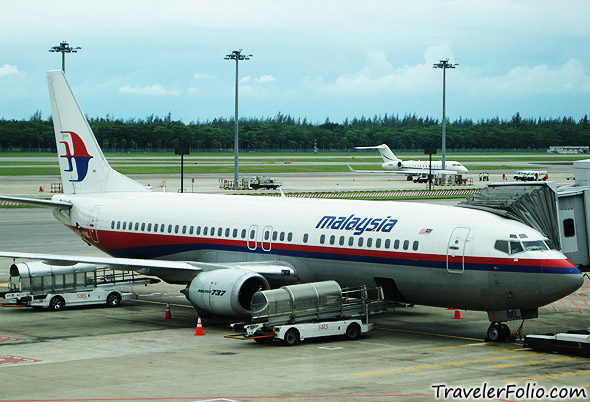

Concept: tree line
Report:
left=1, top=111, right=589, bottom=152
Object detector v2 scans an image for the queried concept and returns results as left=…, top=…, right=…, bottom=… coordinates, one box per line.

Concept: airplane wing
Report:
left=0, top=196, right=72, bottom=209
left=0, top=251, right=296, bottom=284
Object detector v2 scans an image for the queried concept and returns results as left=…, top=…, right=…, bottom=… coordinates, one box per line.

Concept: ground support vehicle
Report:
left=219, top=176, right=282, bottom=190
left=523, top=330, right=590, bottom=356
left=513, top=170, right=548, bottom=181
left=226, top=280, right=387, bottom=345
left=1, top=261, right=156, bottom=310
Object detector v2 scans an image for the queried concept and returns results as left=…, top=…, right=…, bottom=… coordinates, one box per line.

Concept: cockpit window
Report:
left=494, top=240, right=509, bottom=254
left=519, top=234, right=528, bottom=239
left=510, top=241, right=524, bottom=254
left=523, top=240, right=548, bottom=251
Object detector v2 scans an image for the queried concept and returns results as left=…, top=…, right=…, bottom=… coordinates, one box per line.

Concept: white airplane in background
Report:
left=351, top=144, right=468, bottom=180
left=0, top=71, right=583, bottom=342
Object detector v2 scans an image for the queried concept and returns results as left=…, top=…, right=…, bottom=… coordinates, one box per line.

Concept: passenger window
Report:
left=367, top=238, right=373, bottom=247
left=141, top=223, right=145, bottom=231
left=280, top=232, right=285, bottom=241
left=129, top=222, right=133, bottom=230
left=376, top=239, right=381, bottom=248
left=303, top=233, right=309, bottom=243
left=225, top=228, right=230, bottom=237
left=241, top=229, right=247, bottom=238
left=320, top=234, right=325, bottom=244
left=196, top=226, right=201, bottom=235
left=122, top=222, right=127, bottom=230
left=272, top=231, right=278, bottom=241
left=203, top=227, right=208, bottom=236
left=167, top=225, right=172, bottom=233
left=287, top=233, right=293, bottom=242
left=189, top=226, right=194, bottom=235
left=175, top=225, right=179, bottom=234
left=385, top=239, right=391, bottom=248
left=233, top=228, right=238, bottom=238
left=250, top=230, right=256, bottom=239
left=563, top=218, right=575, bottom=238
left=339, top=236, right=345, bottom=246
left=147, top=223, right=152, bottom=232
left=510, top=241, right=524, bottom=254
left=348, top=237, right=354, bottom=246
left=210, top=227, right=215, bottom=236
left=182, top=225, right=186, bottom=234
left=412, top=241, right=419, bottom=251
left=394, top=239, right=400, bottom=249
left=358, top=237, right=364, bottom=247
left=494, top=240, right=509, bottom=254
left=111, top=221, right=115, bottom=229
left=135, top=222, right=139, bottom=231
left=218, top=228, right=223, bottom=237
left=117, top=221, right=121, bottom=230
left=403, top=240, right=409, bottom=250
left=264, top=231, right=270, bottom=240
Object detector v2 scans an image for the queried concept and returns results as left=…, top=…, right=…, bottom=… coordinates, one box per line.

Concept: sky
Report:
left=1, top=0, right=589, bottom=124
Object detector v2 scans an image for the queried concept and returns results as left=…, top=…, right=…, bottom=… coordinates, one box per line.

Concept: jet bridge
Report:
left=459, top=159, right=590, bottom=270
left=459, top=182, right=560, bottom=250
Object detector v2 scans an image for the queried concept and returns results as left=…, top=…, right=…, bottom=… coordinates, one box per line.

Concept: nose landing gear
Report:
left=486, top=320, right=525, bottom=343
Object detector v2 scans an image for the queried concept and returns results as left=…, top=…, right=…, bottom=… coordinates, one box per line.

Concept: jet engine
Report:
left=397, top=161, right=403, bottom=168
left=185, top=269, right=270, bottom=317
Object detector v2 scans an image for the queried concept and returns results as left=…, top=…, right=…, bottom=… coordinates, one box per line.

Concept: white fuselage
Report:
left=382, top=160, right=468, bottom=174
left=51, top=191, right=582, bottom=312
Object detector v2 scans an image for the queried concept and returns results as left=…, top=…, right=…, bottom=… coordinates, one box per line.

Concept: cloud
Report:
left=257, top=74, right=276, bottom=83
left=194, top=72, right=214, bottom=79
left=118, top=84, right=181, bottom=96
left=0, top=64, right=19, bottom=76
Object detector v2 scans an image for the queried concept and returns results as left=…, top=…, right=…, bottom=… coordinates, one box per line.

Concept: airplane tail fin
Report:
left=47, top=70, right=148, bottom=194
left=355, top=144, right=400, bottom=163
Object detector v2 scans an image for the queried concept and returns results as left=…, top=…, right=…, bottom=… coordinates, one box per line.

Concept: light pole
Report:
left=49, top=41, right=81, bottom=73
left=224, top=49, right=252, bottom=187
left=433, top=59, right=457, bottom=172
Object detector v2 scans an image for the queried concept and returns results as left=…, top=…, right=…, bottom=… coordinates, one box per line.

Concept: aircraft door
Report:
left=89, top=207, right=100, bottom=244
left=447, top=226, right=470, bottom=273
left=262, top=226, right=272, bottom=251
left=247, top=225, right=258, bottom=250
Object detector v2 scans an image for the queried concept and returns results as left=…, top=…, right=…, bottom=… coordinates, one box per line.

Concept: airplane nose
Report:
left=541, top=260, right=584, bottom=304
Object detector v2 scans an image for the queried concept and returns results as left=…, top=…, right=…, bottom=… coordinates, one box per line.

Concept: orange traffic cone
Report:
left=452, top=309, right=463, bottom=319
left=194, top=317, right=205, bottom=336
left=164, top=302, right=172, bottom=319
left=39, top=186, right=44, bottom=192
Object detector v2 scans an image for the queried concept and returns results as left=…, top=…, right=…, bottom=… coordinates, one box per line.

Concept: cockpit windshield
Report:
left=494, top=239, right=549, bottom=255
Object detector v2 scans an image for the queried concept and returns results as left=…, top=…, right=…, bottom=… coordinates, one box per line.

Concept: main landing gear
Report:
left=486, top=320, right=525, bottom=343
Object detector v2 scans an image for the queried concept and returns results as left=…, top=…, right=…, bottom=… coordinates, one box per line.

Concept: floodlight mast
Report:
left=224, top=49, right=252, bottom=187
left=49, top=41, right=81, bottom=73
left=433, top=59, right=458, bottom=172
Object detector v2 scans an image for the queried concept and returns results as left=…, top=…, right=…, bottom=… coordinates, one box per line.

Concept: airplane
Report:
left=0, top=71, right=583, bottom=342
left=350, top=144, right=468, bottom=181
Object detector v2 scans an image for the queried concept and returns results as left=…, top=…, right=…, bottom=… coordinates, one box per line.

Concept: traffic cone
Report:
left=164, top=302, right=172, bottom=319
left=39, top=185, right=44, bottom=192
left=194, top=317, right=205, bottom=336
left=452, top=309, right=463, bottom=319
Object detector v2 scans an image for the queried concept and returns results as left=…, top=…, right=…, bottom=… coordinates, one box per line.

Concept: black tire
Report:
left=487, top=323, right=506, bottom=342
left=283, top=328, right=299, bottom=346
left=345, top=323, right=361, bottom=340
left=106, top=292, right=121, bottom=307
left=49, top=296, right=65, bottom=311
left=501, top=324, right=511, bottom=339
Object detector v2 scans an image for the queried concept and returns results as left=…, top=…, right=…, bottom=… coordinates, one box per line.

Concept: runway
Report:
left=1, top=202, right=589, bottom=401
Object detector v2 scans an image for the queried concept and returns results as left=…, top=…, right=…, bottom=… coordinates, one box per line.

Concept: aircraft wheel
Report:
left=487, top=323, right=506, bottom=342
left=283, top=328, right=300, bottom=346
left=49, top=296, right=65, bottom=311
left=106, top=292, right=121, bottom=307
left=501, top=323, right=511, bottom=339
left=345, top=323, right=361, bottom=340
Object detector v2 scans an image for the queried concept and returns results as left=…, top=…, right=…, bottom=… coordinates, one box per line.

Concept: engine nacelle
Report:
left=397, top=161, right=403, bottom=168
left=186, top=269, right=270, bottom=317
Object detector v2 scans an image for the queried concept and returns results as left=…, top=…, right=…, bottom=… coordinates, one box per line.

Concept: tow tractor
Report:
left=0, top=261, right=157, bottom=310
left=524, top=329, right=590, bottom=356
left=226, top=280, right=387, bottom=346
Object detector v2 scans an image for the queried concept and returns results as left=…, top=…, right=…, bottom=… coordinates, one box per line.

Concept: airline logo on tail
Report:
left=59, top=131, right=93, bottom=182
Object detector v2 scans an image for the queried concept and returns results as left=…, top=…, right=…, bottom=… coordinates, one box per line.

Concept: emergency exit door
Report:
left=447, top=227, right=470, bottom=273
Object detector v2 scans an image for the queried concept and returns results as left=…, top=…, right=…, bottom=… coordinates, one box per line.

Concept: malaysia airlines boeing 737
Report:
left=0, top=71, right=583, bottom=342
left=351, top=144, right=468, bottom=180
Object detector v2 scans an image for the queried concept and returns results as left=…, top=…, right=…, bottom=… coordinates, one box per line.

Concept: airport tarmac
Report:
left=1, top=204, right=589, bottom=401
